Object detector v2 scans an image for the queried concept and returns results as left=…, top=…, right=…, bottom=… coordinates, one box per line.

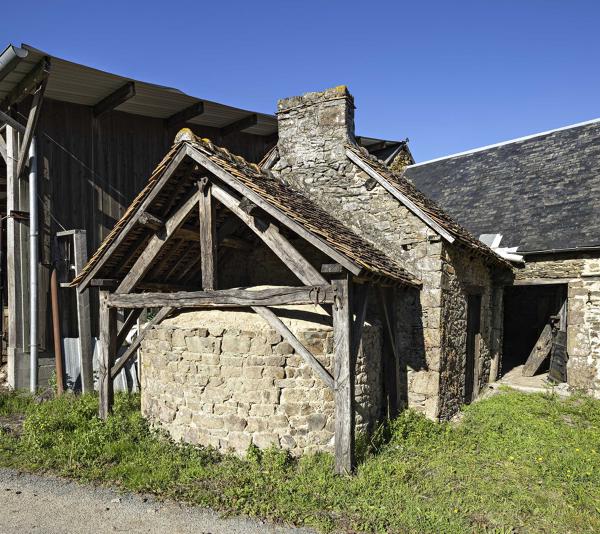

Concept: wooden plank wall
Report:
left=31, top=98, right=273, bottom=344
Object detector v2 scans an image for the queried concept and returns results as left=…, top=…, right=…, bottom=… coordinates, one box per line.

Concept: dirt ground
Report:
left=0, top=468, right=313, bottom=534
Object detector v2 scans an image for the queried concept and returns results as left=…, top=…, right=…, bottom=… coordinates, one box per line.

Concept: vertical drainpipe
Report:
left=29, top=137, right=38, bottom=393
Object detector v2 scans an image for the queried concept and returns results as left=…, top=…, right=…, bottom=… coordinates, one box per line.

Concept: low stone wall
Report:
left=140, top=307, right=382, bottom=456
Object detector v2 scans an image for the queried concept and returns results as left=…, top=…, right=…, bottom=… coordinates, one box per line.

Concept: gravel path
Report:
left=0, top=468, right=314, bottom=534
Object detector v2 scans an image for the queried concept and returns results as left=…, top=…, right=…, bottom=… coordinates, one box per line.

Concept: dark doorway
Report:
left=465, top=294, right=482, bottom=403
left=502, top=284, right=567, bottom=377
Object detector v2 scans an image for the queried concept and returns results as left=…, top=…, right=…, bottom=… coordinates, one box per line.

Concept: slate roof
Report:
left=74, top=132, right=420, bottom=288
left=346, top=145, right=509, bottom=267
left=404, top=119, right=600, bottom=253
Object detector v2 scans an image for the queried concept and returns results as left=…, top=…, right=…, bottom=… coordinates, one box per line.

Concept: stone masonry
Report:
left=515, top=254, right=600, bottom=396
left=273, top=86, right=505, bottom=420
left=141, top=308, right=383, bottom=455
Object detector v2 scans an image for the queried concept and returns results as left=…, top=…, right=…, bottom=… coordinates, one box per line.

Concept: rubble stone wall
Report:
left=516, top=255, right=600, bottom=396
left=140, top=309, right=383, bottom=455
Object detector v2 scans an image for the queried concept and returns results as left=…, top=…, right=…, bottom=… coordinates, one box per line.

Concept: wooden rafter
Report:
left=0, top=110, right=26, bottom=133
left=93, top=82, right=136, bottom=117
left=116, top=189, right=201, bottom=294
left=185, top=144, right=362, bottom=275
left=211, top=183, right=327, bottom=286
left=116, top=309, right=143, bottom=350
left=78, top=146, right=188, bottom=292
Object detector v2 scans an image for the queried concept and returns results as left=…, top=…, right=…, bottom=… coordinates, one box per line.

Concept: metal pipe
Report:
left=29, top=137, right=38, bottom=393
left=50, top=267, right=64, bottom=395
left=0, top=44, right=28, bottom=84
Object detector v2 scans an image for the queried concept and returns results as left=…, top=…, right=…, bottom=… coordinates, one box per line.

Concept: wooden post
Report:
left=198, top=178, right=217, bottom=289
left=98, top=290, right=117, bottom=419
left=332, top=274, right=354, bottom=475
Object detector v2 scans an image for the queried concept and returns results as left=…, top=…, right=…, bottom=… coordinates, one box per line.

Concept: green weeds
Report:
left=0, top=389, right=598, bottom=533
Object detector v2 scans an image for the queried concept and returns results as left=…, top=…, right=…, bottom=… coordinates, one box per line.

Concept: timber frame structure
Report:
left=73, top=129, right=420, bottom=474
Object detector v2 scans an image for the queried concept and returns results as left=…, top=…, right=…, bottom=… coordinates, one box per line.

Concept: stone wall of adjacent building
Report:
left=273, top=86, right=507, bottom=419
left=437, top=245, right=501, bottom=419
left=515, top=254, right=600, bottom=396
left=140, top=309, right=383, bottom=455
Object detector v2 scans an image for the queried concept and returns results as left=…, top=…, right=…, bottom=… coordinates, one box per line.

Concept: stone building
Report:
left=73, top=86, right=511, bottom=465
left=405, top=119, right=600, bottom=396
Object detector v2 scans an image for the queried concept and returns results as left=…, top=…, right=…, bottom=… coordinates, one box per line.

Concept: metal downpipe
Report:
left=29, top=137, right=38, bottom=393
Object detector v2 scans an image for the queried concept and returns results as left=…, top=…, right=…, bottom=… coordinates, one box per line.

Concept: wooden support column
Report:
left=17, top=79, right=47, bottom=178
left=332, top=273, right=354, bottom=475
left=98, top=290, right=117, bottom=419
left=198, top=178, right=217, bottom=289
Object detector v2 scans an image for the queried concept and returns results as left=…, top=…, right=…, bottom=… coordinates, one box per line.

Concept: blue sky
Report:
left=3, top=1, right=599, bottom=161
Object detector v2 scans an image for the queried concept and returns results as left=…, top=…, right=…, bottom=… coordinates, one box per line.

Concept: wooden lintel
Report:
left=0, top=110, right=26, bottom=133
left=198, top=179, right=217, bottom=289
left=93, top=82, right=136, bottom=117
left=107, top=285, right=335, bottom=309
left=252, top=306, right=334, bottom=389
left=1, top=56, right=50, bottom=110
left=166, top=101, right=204, bottom=129
left=111, top=307, right=173, bottom=378
left=220, top=113, right=258, bottom=137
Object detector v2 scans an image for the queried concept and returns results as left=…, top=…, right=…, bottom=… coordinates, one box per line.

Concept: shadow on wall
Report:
left=393, top=286, right=426, bottom=416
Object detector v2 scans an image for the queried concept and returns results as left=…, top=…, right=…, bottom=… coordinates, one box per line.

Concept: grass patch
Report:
left=0, top=389, right=599, bottom=532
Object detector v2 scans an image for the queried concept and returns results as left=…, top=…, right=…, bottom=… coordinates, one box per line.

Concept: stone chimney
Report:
left=275, top=86, right=356, bottom=176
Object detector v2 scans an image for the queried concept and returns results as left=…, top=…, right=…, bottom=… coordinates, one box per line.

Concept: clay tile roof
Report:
left=74, top=134, right=421, bottom=288
left=346, top=144, right=511, bottom=268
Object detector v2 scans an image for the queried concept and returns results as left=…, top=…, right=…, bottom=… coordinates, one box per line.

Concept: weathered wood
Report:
left=116, top=309, right=143, bottom=350
left=252, top=306, right=334, bottom=389
left=513, top=278, right=572, bottom=286
left=332, top=275, right=354, bottom=475
left=220, top=114, right=257, bottom=137
left=17, top=79, right=47, bottom=178
left=198, top=179, right=217, bottom=289
left=166, top=101, right=204, bottom=129
left=351, top=283, right=369, bottom=362
left=93, top=82, right=136, bottom=117
left=116, top=189, right=201, bottom=293
left=211, top=184, right=328, bottom=286
left=0, top=133, right=6, bottom=163
left=111, top=307, right=173, bottom=379
left=186, top=144, right=361, bottom=276
left=0, top=56, right=50, bottom=109
left=321, top=263, right=343, bottom=274
left=548, top=330, right=567, bottom=383
left=0, top=110, right=26, bottom=133
left=108, top=285, right=335, bottom=309
left=72, top=230, right=94, bottom=393
left=346, top=148, right=455, bottom=244
left=98, top=290, right=117, bottom=419
left=138, top=211, right=163, bottom=229
left=78, top=145, right=188, bottom=291
left=522, top=323, right=553, bottom=377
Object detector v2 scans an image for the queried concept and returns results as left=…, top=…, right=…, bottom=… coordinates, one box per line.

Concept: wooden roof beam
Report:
left=1, top=56, right=50, bottom=110
left=93, top=81, right=136, bottom=117
left=166, top=101, right=204, bottom=129
left=0, top=110, right=26, bottom=133
left=220, top=113, right=257, bottom=137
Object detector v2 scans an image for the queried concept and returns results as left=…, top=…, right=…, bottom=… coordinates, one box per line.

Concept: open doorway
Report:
left=502, top=284, right=567, bottom=387
left=465, top=294, right=482, bottom=403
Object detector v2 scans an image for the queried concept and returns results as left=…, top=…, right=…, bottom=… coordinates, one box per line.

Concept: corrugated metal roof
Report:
left=0, top=44, right=277, bottom=136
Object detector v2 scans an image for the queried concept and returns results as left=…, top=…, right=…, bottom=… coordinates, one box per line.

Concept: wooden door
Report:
left=465, top=294, right=482, bottom=403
